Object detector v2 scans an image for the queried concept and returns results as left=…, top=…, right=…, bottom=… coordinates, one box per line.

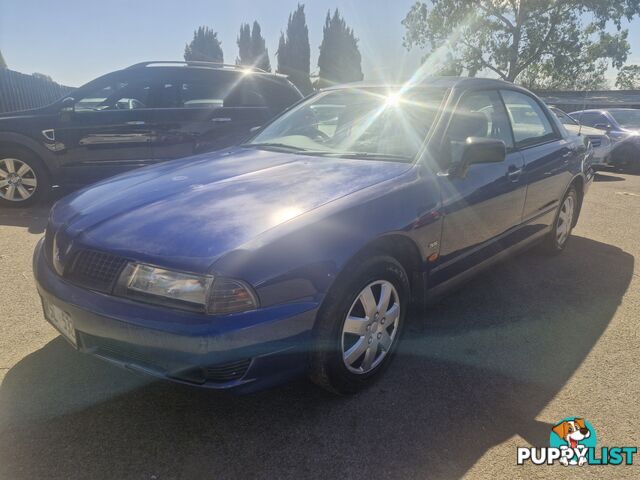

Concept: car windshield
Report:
left=244, top=87, right=446, bottom=162
left=552, top=108, right=578, bottom=126
left=609, top=109, right=640, bottom=129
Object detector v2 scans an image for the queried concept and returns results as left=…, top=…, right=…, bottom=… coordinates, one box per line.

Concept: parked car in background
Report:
left=0, top=61, right=302, bottom=206
left=569, top=108, right=640, bottom=171
left=34, top=78, right=592, bottom=394
left=549, top=106, right=612, bottom=168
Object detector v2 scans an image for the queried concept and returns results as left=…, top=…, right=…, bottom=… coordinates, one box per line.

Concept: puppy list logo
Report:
left=517, top=417, right=638, bottom=466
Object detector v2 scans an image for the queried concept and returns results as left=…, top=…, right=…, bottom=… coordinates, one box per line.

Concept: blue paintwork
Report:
left=33, top=79, right=593, bottom=392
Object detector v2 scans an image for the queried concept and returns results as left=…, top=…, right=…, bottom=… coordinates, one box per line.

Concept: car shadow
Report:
left=0, top=204, right=50, bottom=233
left=0, top=188, right=68, bottom=233
left=0, top=236, right=633, bottom=480
left=594, top=172, right=626, bottom=182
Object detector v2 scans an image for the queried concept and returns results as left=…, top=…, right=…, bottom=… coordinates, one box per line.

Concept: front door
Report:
left=54, top=72, right=157, bottom=184
left=432, top=89, right=526, bottom=285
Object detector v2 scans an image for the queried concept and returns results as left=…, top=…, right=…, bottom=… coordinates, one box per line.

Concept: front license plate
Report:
left=43, top=298, right=77, bottom=347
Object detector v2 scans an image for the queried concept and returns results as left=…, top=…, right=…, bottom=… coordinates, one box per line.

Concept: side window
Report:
left=223, top=77, right=267, bottom=108
left=574, top=112, right=608, bottom=128
left=447, top=90, right=513, bottom=148
left=501, top=90, right=558, bottom=147
left=256, top=77, right=303, bottom=114
left=74, top=75, right=155, bottom=111
left=160, top=72, right=235, bottom=109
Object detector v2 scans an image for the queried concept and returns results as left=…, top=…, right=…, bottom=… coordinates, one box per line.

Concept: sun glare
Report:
left=385, top=92, right=402, bottom=107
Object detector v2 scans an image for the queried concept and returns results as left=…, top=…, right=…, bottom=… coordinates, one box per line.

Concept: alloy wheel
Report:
left=556, top=194, right=575, bottom=247
left=341, top=280, right=401, bottom=374
left=0, top=158, right=38, bottom=202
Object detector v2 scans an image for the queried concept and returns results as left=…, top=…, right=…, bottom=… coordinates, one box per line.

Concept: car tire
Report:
left=0, top=146, right=50, bottom=207
left=611, top=144, right=640, bottom=173
left=309, top=255, right=410, bottom=395
left=540, top=186, right=578, bottom=254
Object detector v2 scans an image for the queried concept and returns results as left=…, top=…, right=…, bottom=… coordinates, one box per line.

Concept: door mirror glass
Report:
left=452, top=137, right=506, bottom=178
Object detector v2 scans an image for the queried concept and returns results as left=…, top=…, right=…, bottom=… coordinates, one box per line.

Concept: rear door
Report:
left=433, top=89, right=526, bottom=283
left=149, top=70, right=272, bottom=161
left=500, top=89, right=575, bottom=228
left=53, top=71, right=158, bottom=183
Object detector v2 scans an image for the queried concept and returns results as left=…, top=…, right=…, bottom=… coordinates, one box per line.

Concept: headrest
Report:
left=449, top=111, right=489, bottom=141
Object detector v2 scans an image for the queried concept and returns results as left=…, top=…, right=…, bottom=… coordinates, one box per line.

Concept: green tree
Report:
left=277, top=4, right=312, bottom=94
left=616, top=64, right=640, bottom=89
left=0, top=50, right=6, bottom=69
left=236, top=23, right=252, bottom=66
left=402, top=1, right=639, bottom=87
left=250, top=22, right=271, bottom=72
left=317, top=9, right=363, bottom=88
left=184, top=26, right=224, bottom=63
left=236, top=21, right=271, bottom=71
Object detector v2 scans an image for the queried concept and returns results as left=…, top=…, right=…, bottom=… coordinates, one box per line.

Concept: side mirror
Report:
left=451, top=137, right=506, bottom=178
left=60, top=97, right=75, bottom=113
left=593, top=123, right=611, bottom=131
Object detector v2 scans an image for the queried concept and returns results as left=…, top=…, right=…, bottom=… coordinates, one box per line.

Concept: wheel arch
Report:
left=0, top=132, right=57, bottom=181
left=568, top=174, right=585, bottom=227
left=326, top=233, right=427, bottom=315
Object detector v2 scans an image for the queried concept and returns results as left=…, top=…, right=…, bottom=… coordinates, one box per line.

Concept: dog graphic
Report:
left=552, top=418, right=591, bottom=466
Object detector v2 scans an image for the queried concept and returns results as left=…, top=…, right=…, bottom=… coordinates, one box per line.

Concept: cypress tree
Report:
left=276, top=4, right=312, bottom=94
left=236, top=23, right=252, bottom=66
left=184, top=26, right=224, bottom=63
left=251, top=21, right=271, bottom=72
left=318, top=9, right=363, bottom=88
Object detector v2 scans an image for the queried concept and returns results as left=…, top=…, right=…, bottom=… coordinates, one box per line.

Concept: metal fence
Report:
left=535, top=90, right=640, bottom=113
left=0, top=69, right=73, bottom=113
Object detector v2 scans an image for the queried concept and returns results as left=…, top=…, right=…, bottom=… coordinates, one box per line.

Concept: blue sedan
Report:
left=34, top=78, right=593, bottom=394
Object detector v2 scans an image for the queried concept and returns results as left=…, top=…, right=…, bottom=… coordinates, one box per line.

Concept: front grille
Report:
left=588, top=136, right=602, bottom=148
left=66, top=249, right=128, bottom=292
left=202, top=359, right=251, bottom=382
left=83, top=334, right=178, bottom=372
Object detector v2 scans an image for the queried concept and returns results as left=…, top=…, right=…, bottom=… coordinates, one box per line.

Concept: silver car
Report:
left=550, top=107, right=612, bottom=167
left=569, top=108, right=640, bottom=171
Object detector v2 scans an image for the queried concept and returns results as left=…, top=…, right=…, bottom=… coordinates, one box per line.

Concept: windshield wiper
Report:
left=319, top=152, right=412, bottom=162
left=241, top=142, right=309, bottom=152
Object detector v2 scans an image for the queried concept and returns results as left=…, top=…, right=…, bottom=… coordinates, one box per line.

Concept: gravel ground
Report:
left=0, top=171, right=639, bottom=480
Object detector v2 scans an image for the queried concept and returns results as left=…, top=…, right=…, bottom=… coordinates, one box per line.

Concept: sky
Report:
left=1, top=0, right=639, bottom=88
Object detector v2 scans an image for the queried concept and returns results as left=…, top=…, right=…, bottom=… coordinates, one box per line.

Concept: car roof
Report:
left=567, top=108, right=637, bottom=114
left=125, top=61, right=291, bottom=80
left=320, top=77, right=517, bottom=92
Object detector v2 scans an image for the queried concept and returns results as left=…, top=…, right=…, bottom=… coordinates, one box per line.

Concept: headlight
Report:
left=115, top=263, right=258, bottom=314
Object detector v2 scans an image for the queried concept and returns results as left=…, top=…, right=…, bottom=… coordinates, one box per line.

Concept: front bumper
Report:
left=33, top=239, right=319, bottom=393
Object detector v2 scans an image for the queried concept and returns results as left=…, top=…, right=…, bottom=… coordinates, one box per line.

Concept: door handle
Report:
left=211, top=117, right=232, bottom=123
left=125, top=121, right=145, bottom=125
left=507, top=166, right=523, bottom=181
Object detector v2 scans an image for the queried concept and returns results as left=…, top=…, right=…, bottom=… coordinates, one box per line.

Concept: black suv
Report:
left=0, top=61, right=302, bottom=206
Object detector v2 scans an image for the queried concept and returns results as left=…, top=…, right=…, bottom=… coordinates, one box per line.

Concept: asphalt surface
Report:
left=0, top=171, right=639, bottom=480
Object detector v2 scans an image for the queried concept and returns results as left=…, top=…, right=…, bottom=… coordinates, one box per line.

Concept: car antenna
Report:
left=577, top=89, right=589, bottom=137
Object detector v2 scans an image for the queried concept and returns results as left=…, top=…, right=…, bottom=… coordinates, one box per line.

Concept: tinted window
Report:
left=255, top=77, right=302, bottom=114
left=160, top=71, right=235, bottom=109
left=570, top=112, right=607, bottom=128
left=501, top=90, right=557, bottom=147
left=74, top=74, right=156, bottom=111
left=449, top=90, right=513, bottom=148
left=609, top=110, right=640, bottom=128
left=159, top=72, right=271, bottom=109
